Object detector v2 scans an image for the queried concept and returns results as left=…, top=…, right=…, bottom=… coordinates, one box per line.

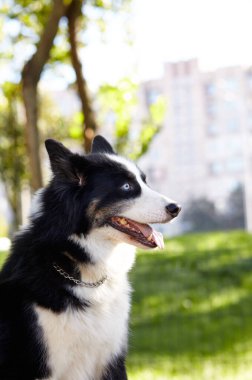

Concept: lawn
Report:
left=0, top=251, right=7, bottom=268
left=0, top=231, right=252, bottom=379
left=127, top=230, right=252, bottom=380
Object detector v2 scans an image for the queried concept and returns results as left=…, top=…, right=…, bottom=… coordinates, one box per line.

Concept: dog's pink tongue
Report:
left=129, top=220, right=152, bottom=237
left=129, top=220, right=164, bottom=249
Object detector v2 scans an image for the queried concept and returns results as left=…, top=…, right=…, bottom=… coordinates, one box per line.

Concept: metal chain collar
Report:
left=53, top=263, right=108, bottom=288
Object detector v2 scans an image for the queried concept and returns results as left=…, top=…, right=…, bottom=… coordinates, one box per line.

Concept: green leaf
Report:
left=149, top=96, right=166, bottom=125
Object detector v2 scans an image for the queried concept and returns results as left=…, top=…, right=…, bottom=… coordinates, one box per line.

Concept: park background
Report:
left=1, top=0, right=252, bottom=379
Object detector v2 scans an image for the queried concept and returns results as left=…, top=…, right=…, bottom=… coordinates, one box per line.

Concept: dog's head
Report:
left=41, top=136, right=181, bottom=251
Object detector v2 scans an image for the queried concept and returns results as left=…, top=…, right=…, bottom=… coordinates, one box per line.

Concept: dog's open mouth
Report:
left=107, top=216, right=164, bottom=249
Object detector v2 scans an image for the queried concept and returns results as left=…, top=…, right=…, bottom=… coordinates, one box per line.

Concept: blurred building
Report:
left=7, top=59, right=252, bottom=236
left=139, top=59, right=252, bottom=235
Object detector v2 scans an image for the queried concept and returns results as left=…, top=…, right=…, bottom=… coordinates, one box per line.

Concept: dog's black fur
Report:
left=0, top=137, right=139, bottom=380
left=0, top=136, right=179, bottom=380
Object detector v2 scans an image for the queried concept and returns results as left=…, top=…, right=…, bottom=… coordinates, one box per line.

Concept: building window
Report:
left=225, top=78, right=237, bottom=92
left=228, top=139, right=242, bottom=154
left=207, top=123, right=218, bottom=135
left=227, top=119, right=239, bottom=132
left=205, top=83, right=216, bottom=97
left=206, top=103, right=217, bottom=118
left=226, top=157, right=244, bottom=172
left=224, top=100, right=237, bottom=113
left=209, top=162, right=223, bottom=175
left=208, top=140, right=224, bottom=155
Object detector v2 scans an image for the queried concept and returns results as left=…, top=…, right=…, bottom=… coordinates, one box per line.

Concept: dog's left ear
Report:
left=45, top=139, right=81, bottom=182
left=91, top=135, right=115, bottom=155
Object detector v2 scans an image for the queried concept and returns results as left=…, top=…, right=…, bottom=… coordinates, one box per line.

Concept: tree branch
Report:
left=22, top=0, right=68, bottom=85
left=67, top=0, right=98, bottom=153
left=22, top=0, right=67, bottom=191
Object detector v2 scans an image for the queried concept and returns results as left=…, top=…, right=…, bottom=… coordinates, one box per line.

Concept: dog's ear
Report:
left=45, top=139, right=84, bottom=183
left=91, top=135, right=115, bottom=154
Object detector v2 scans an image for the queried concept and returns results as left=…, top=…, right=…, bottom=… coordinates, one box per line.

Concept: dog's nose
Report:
left=166, top=203, right=181, bottom=217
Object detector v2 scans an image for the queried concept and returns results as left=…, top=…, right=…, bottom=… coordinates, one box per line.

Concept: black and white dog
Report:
left=0, top=136, right=181, bottom=380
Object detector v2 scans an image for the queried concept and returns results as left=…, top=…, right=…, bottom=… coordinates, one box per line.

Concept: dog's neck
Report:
left=65, top=231, right=135, bottom=304
left=69, top=230, right=136, bottom=284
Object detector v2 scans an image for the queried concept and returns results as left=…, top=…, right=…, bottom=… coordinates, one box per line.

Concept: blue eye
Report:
left=121, top=183, right=131, bottom=191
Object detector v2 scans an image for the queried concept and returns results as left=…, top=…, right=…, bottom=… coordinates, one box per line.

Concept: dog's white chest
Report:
left=35, top=279, right=130, bottom=380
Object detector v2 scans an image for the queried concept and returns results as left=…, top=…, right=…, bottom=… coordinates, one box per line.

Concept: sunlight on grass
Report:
left=128, top=356, right=252, bottom=380
left=0, top=251, right=8, bottom=267
left=128, top=231, right=252, bottom=379
left=192, top=287, right=248, bottom=313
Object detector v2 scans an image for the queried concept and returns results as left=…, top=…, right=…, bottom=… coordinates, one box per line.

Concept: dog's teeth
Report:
left=147, top=234, right=153, bottom=241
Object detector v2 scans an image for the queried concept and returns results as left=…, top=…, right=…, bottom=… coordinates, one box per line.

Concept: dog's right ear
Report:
left=45, top=139, right=75, bottom=180
left=91, top=135, right=115, bottom=155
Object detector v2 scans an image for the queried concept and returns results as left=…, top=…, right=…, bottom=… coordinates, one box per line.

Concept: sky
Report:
left=81, top=0, right=252, bottom=89
left=133, top=0, right=252, bottom=74
left=2, top=0, right=252, bottom=90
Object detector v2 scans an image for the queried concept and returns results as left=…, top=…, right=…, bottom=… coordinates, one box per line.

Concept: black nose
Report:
left=166, top=203, right=181, bottom=217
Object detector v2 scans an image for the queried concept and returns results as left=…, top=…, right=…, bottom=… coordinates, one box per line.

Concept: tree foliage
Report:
left=98, top=78, right=165, bottom=159
left=1, top=0, right=133, bottom=191
left=182, top=198, right=221, bottom=233
left=0, top=0, right=164, bottom=232
left=0, top=82, right=26, bottom=231
left=182, top=185, right=245, bottom=233
left=0, top=83, right=72, bottom=233
left=225, top=184, right=245, bottom=230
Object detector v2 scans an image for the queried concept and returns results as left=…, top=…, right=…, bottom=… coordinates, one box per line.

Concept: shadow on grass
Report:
left=129, top=231, right=252, bottom=360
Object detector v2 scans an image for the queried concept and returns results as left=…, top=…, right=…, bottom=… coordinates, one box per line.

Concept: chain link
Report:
left=53, top=263, right=108, bottom=288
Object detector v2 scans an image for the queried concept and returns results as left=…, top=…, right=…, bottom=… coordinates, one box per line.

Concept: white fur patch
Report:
left=36, top=286, right=129, bottom=380
left=36, top=235, right=135, bottom=380
left=69, top=228, right=135, bottom=269
left=30, top=188, right=44, bottom=219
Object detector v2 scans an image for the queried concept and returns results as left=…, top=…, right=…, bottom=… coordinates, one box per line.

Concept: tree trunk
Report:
left=22, top=83, right=42, bottom=191
left=21, top=0, right=67, bottom=191
left=67, top=0, right=98, bottom=153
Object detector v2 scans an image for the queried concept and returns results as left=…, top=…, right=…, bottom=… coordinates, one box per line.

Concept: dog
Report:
left=0, top=136, right=181, bottom=380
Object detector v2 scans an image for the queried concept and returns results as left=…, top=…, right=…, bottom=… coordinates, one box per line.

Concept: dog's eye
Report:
left=121, top=183, right=132, bottom=191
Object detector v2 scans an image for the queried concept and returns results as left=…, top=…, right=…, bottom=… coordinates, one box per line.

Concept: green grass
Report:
left=127, top=230, right=252, bottom=379
left=1, top=231, right=252, bottom=379
left=0, top=251, right=7, bottom=267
